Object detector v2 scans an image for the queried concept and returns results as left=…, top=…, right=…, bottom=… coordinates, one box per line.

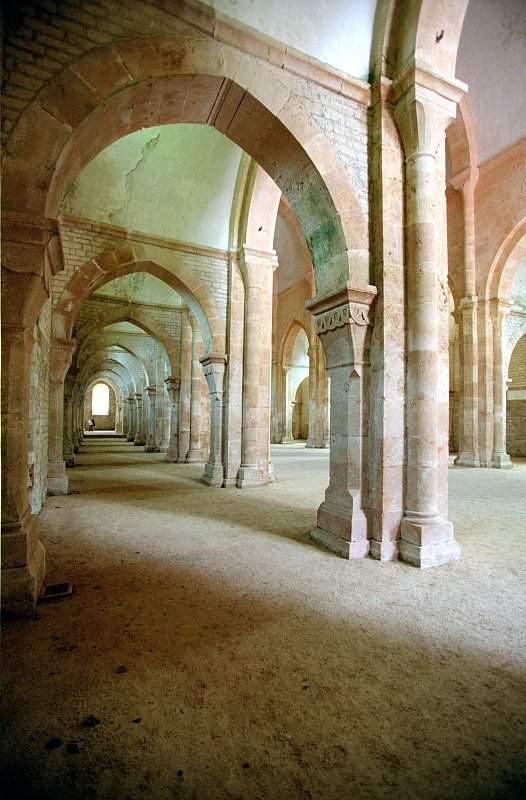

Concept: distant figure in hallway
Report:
left=88, top=416, right=96, bottom=433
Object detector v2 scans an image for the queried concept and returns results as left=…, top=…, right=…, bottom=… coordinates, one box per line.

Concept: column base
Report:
left=47, top=461, right=69, bottom=496
left=186, top=449, right=203, bottom=463
left=305, top=438, right=329, bottom=449
left=134, top=439, right=146, bottom=446
left=144, top=443, right=160, bottom=452
left=1, top=512, right=46, bottom=617
left=369, top=538, right=399, bottom=561
left=280, top=437, right=295, bottom=444
left=236, top=465, right=270, bottom=488
left=164, top=447, right=179, bottom=463
left=310, top=527, right=369, bottom=559
left=126, top=433, right=135, bottom=442
left=202, top=462, right=223, bottom=487
left=454, top=451, right=481, bottom=467
left=399, top=518, right=461, bottom=568
left=73, top=446, right=79, bottom=454
left=310, top=499, right=369, bottom=559
left=65, top=456, right=75, bottom=468
left=491, top=453, right=513, bottom=469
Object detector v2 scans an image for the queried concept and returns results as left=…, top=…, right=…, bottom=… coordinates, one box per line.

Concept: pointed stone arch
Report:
left=486, top=218, right=526, bottom=303
left=4, top=30, right=366, bottom=298
left=52, top=244, right=217, bottom=353
left=76, top=307, right=179, bottom=379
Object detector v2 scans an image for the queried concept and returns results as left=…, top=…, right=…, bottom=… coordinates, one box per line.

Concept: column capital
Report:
left=164, top=376, right=181, bottom=394
left=237, top=245, right=278, bottom=287
left=199, top=352, right=228, bottom=370
left=50, top=337, right=77, bottom=383
left=391, top=61, right=466, bottom=159
left=306, top=283, right=377, bottom=319
left=459, top=295, right=478, bottom=311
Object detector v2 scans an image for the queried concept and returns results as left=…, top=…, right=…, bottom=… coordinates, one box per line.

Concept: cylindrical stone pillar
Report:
left=164, top=377, right=181, bottom=462
left=127, top=396, right=137, bottom=442
left=393, top=72, right=462, bottom=567
left=491, top=301, right=513, bottom=468
left=134, top=393, right=146, bottom=446
left=144, top=386, right=159, bottom=452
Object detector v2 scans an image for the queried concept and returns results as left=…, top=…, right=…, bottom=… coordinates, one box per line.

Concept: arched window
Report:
left=92, top=383, right=110, bottom=415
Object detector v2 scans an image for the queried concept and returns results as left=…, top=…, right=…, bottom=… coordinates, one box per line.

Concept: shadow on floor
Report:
left=1, top=531, right=525, bottom=800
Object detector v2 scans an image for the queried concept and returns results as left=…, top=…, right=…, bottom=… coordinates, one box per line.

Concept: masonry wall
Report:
left=507, top=333, right=526, bottom=457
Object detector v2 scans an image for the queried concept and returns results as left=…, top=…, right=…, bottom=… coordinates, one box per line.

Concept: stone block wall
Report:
left=507, top=400, right=526, bottom=456
left=507, top=332, right=526, bottom=456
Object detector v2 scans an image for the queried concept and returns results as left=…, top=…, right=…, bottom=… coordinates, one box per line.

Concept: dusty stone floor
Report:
left=2, top=439, right=526, bottom=800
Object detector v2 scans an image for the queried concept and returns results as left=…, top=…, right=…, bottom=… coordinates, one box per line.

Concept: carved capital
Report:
left=391, top=61, right=465, bottom=160
left=50, top=337, right=77, bottom=383
left=306, top=284, right=377, bottom=369
left=314, top=302, right=372, bottom=335
left=200, top=353, right=227, bottom=395
left=165, top=376, right=181, bottom=396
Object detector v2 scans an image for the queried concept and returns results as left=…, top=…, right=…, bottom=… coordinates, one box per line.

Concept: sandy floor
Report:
left=2, top=439, right=525, bottom=800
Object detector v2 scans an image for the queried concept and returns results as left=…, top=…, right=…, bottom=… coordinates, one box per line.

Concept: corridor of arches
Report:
left=2, top=1, right=526, bottom=798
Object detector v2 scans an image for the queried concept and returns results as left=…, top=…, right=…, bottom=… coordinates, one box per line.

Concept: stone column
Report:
left=63, top=376, right=75, bottom=468
left=281, top=366, right=294, bottom=443
left=237, top=247, right=275, bottom=487
left=48, top=338, right=76, bottom=495
left=186, top=321, right=204, bottom=462
left=2, top=321, right=47, bottom=615
left=307, top=287, right=377, bottom=558
left=178, top=310, right=192, bottom=462
left=134, top=392, right=146, bottom=446
left=453, top=170, right=481, bottom=467
left=270, top=359, right=281, bottom=443
left=200, top=354, right=227, bottom=486
left=392, top=66, right=463, bottom=567
left=127, top=395, right=137, bottom=442
left=306, top=334, right=329, bottom=448
left=164, top=377, right=181, bottom=462
left=160, top=388, right=171, bottom=452
left=491, top=300, right=513, bottom=468
left=144, top=386, right=159, bottom=452
left=71, top=387, right=80, bottom=452
left=122, top=397, right=129, bottom=438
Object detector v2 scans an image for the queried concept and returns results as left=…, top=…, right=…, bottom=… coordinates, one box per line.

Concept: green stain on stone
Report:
left=307, top=217, right=347, bottom=294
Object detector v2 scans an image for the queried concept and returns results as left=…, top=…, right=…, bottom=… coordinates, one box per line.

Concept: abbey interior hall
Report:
left=1, top=0, right=526, bottom=798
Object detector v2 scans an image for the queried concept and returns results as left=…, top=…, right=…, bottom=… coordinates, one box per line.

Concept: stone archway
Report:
left=278, top=322, right=310, bottom=444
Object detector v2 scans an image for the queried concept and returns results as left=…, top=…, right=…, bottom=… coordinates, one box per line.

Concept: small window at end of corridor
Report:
left=92, top=383, right=109, bottom=416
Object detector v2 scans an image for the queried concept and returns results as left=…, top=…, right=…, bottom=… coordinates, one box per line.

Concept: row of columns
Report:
left=452, top=172, right=513, bottom=470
